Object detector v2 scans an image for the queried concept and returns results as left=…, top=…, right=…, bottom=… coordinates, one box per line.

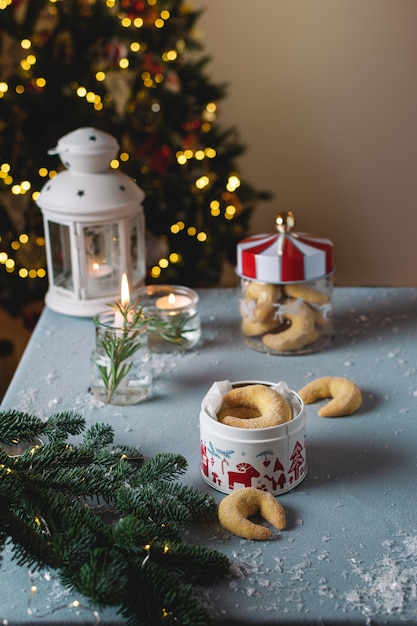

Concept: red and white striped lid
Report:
left=237, top=212, right=334, bottom=283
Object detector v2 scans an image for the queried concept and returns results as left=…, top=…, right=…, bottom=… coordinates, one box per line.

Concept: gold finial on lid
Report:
left=275, top=211, right=295, bottom=234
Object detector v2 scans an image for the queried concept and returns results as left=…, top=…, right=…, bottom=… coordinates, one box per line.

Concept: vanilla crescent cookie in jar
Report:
left=236, top=212, right=334, bottom=354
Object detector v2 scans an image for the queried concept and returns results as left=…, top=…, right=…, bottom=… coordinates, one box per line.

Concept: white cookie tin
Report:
left=199, top=380, right=307, bottom=496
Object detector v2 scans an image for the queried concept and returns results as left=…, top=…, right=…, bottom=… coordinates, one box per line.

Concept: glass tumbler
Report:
left=91, top=311, right=152, bottom=405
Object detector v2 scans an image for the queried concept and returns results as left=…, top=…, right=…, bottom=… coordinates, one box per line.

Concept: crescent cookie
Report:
left=241, top=316, right=280, bottom=337
left=313, top=305, right=331, bottom=329
left=244, top=281, right=281, bottom=323
left=284, top=283, right=330, bottom=305
left=218, top=384, right=292, bottom=428
left=218, top=487, right=286, bottom=540
left=217, top=406, right=261, bottom=421
left=298, top=376, right=362, bottom=417
left=262, top=299, right=319, bottom=352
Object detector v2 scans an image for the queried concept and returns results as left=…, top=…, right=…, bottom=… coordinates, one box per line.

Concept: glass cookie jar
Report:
left=237, top=212, right=334, bottom=355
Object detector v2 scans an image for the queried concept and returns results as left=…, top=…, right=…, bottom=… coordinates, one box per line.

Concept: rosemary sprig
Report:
left=147, top=313, right=196, bottom=345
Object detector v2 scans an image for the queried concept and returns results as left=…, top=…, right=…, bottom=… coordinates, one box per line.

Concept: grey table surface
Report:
left=1, top=287, right=416, bottom=625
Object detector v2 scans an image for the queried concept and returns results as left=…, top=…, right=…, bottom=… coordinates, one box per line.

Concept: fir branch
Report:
left=136, top=452, right=188, bottom=483
left=31, top=466, right=120, bottom=500
left=0, top=410, right=46, bottom=443
left=0, top=530, right=6, bottom=566
left=82, top=422, right=115, bottom=449
left=45, top=412, right=86, bottom=440
left=3, top=516, right=53, bottom=570
left=0, top=409, right=230, bottom=624
left=12, top=440, right=94, bottom=471
left=0, top=469, right=25, bottom=507
left=136, top=483, right=194, bottom=531
left=151, top=540, right=230, bottom=585
left=121, top=559, right=214, bottom=626
left=18, top=482, right=112, bottom=543
left=0, top=410, right=85, bottom=445
left=90, top=448, right=144, bottom=482
left=152, top=481, right=218, bottom=520
left=139, top=482, right=218, bottom=532
left=112, top=514, right=155, bottom=554
left=113, top=487, right=184, bottom=541
left=57, top=528, right=101, bottom=572
left=113, top=481, right=218, bottom=542
left=64, top=546, right=129, bottom=608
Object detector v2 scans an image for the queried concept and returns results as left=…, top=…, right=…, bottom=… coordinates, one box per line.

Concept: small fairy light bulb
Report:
left=28, top=584, right=38, bottom=610
left=275, top=211, right=295, bottom=234
left=142, top=542, right=152, bottom=565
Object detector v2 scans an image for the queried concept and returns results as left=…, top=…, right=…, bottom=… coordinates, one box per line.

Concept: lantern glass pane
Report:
left=129, top=213, right=146, bottom=285
left=48, top=221, right=73, bottom=291
left=84, top=223, right=120, bottom=297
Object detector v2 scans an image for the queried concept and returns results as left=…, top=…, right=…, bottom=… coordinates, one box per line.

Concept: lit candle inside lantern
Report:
left=90, top=261, right=113, bottom=278
left=155, top=292, right=192, bottom=312
left=114, top=273, right=130, bottom=327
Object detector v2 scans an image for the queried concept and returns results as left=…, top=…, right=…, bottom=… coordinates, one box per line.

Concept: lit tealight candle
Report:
left=155, top=292, right=192, bottom=311
left=135, top=284, right=201, bottom=352
left=90, top=261, right=113, bottom=278
left=114, top=273, right=131, bottom=327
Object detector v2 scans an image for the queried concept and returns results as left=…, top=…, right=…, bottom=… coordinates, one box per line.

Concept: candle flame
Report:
left=93, top=262, right=99, bottom=271
left=168, top=293, right=176, bottom=306
left=120, top=273, right=130, bottom=306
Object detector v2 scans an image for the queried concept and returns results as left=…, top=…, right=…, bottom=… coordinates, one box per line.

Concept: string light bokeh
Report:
left=0, top=0, right=261, bottom=303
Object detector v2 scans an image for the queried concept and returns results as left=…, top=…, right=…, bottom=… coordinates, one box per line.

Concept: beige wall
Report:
left=193, top=0, right=417, bottom=286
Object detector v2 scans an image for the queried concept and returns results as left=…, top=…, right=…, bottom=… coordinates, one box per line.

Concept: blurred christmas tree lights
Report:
left=0, top=0, right=268, bottom=315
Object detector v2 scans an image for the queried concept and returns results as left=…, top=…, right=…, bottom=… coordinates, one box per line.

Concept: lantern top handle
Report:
left=48, top=127, right=119, bottom=173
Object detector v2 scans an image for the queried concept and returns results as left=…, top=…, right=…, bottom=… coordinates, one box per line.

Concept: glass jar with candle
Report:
left=135, top=285, right=201, bottom=352
left=236, top=212, right=334, bottom=355
left=91, top=310, right=153, bottom=405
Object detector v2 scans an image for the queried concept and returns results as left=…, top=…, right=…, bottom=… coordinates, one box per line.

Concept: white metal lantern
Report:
left=36, top=127, right=146, bottom=317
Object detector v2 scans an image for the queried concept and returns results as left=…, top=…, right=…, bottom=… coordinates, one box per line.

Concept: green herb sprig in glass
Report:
left=96, top=299, right=191, bottom=403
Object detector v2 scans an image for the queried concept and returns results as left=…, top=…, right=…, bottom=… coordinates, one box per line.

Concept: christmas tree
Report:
left=0, top=0, right=267, bottom=315
left=0, top=409, right=230, bottom=624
